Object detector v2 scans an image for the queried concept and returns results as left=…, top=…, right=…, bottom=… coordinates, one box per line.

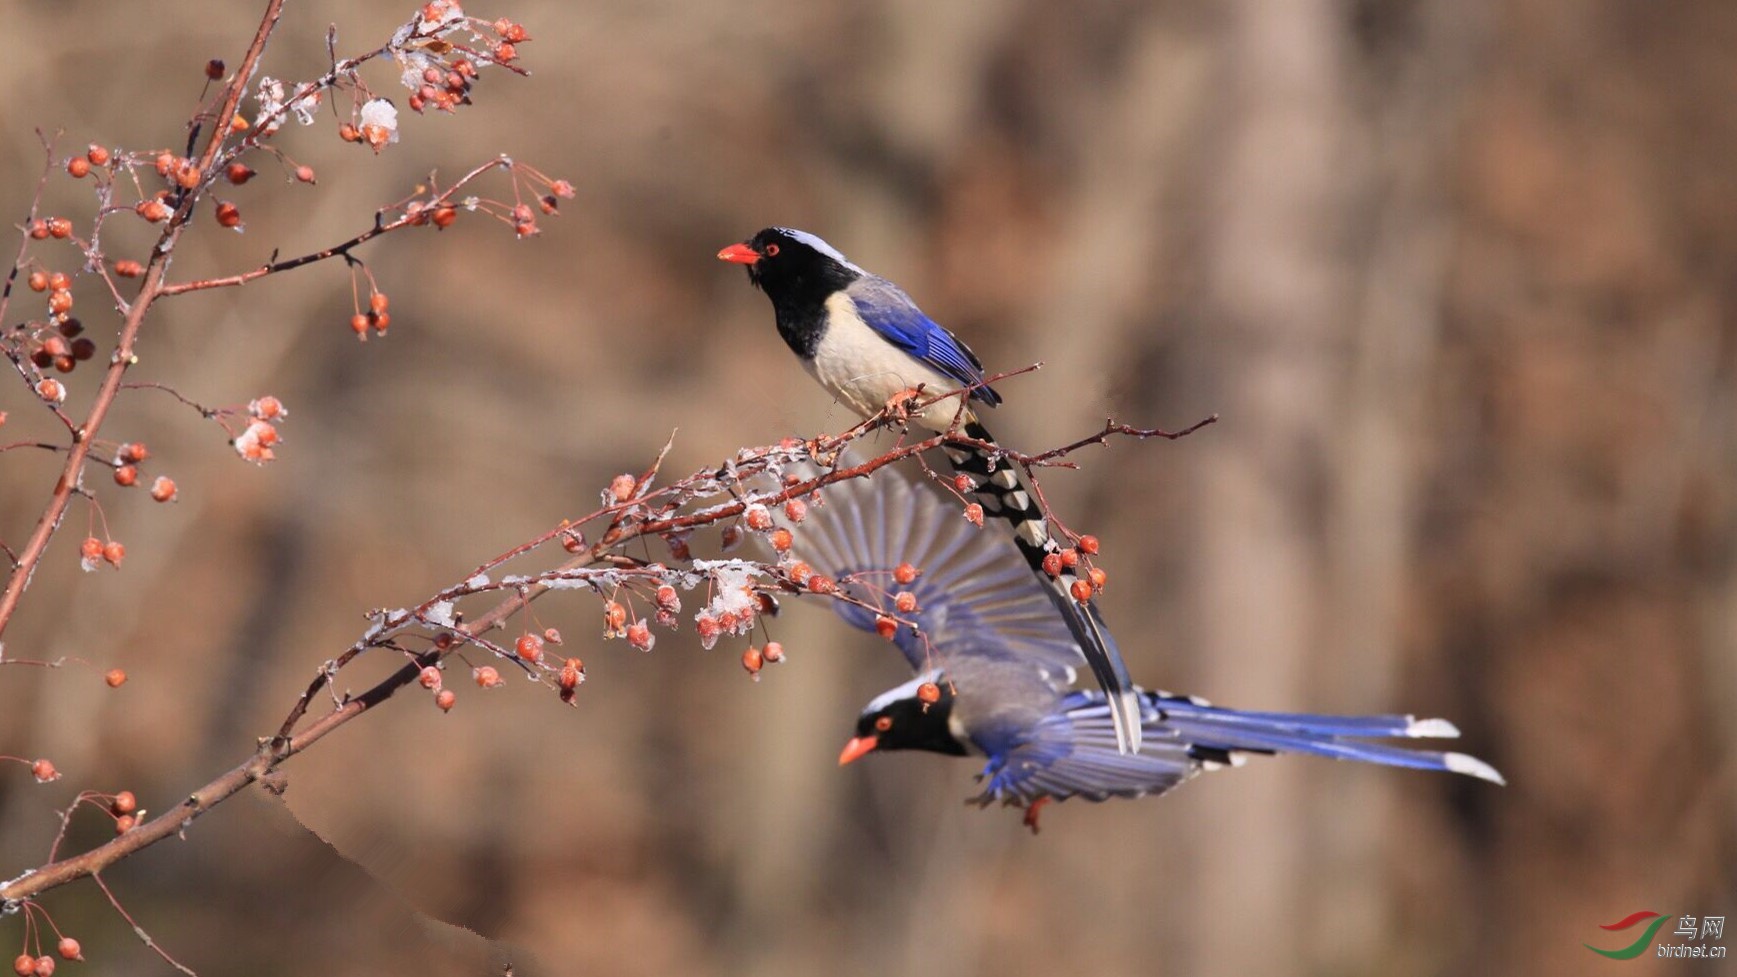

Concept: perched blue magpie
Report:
left=719, top=226, right=1145, bottom=754
left=789, top=467, right=1503, bottom=828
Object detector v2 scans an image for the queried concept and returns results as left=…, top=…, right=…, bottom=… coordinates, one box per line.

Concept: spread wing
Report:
left=787, top=466, right=1077, bottom=683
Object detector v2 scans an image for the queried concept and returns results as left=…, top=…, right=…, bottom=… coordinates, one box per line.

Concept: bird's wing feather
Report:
left=976, top=690, right=1505, bottom=806
left=787, top=465, right=1079, bottom=680
left=845, top=277, right=1002, bottom=406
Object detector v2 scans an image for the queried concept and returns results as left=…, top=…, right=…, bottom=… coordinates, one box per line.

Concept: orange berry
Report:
left=1078, top=534, right=1100, bottom=555
left=1070, top=579, right=1093, bottom=603
left=558, top=658, right=584, bottom=690
left=431, top=205, right=457, bottom=228
left=215, top=201, right=242, bottom=228
left=494, top=42, right=518, bottom=62
left=350, top=313, right=369, bottom=335
left=86, top=144, right=110, bottom=166
left=1089, top=567, right=1108, bottom=590
left=806, top=574, right=835, bottom=594
left=917, top=681, right=942, bottom=705
left=768, top=528, right=793, bottom=553
left=174, top=161, right=201, bottom=189
left=626, top=621, right=654, bottom=651
left=874, top=615, right=898, bottom=640
left=48, top=271, right=70, bottom=291
left=55, top=939, right=81, bottom=962
left=67, top=157, right=90, bottom=178
left=892, top=562, right=918, bottom=585
left=26, top=271, right=47, bottom=292
left=1041, top=552, right=1063, bottom=577
left=655, top=584, right=680, bottom=611
left=1059, top=549, right=1079, bottom=569
left=435, top=689, right=457, bottom=711
left=609, top=473, right=637, bottom=502
left=102, top=541, right=125, bottom=566
left=369, top=292, right=389, bottom=314
left=48, top=290, right=73, bottom=314
left=46, top=218, right=72, bottom=239
left=114, top=259, right=144, bottom=277
left=473, top=665, right=501, bottom=688
left=154, top=153, right=174, bottom=176
left=963, top=503, right=984, bottom=526
left=118, top=442, right=149, bottom=463
left=81, top=537, right=103, bottom=562
left=114, top=814, right=135, bottom=834
left=226, top=162, right=255, bottom=184
left=419, top=666, right=442, bottom=689
left=229, top=114, right=249, bottom=134
left=295, top=165, right=316, bottom=184
left=13, top=954, right=35, bottom=976
left=783, top=498, right=808, bottom=523
left=741, top=646, right=763, bottom=677
left=30, top=758, right=58, bottom=782
left=370, top=312, right=390, bottom=333
left=104, top=668, right=127, bottom=688
left=32, top=959, right=51, bottom=977
left=137, top=199, right=170, bottom=222
left=338, top=122, right=360, bottom=142
left=603, top=600, right=628, bottom=633
left=744, top=504, right=772, bottom=531
left=28, top=220, right=48, bottom=239
left=112, top=790, right=137, bottom=815
left=762, top=641, right=784, bottom=663
left=149, top=476, right=176, bottom=502
left=114, top=464, right=138, bottom=486
left=515, top=633, right=544, bottom=663
left=894, top=591, right=917, bottom=613
left=36, top=378, right=65, bottom=403
left=786, top=562, right=813, bottom=585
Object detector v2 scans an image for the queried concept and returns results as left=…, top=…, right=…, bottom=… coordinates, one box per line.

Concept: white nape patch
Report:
left=1445, top=752, right=1506, bottom=785
left=1406, top=717, right=1461, bottom=738
left=863, top=667, right=944, bottom=715
left=775, top=227, right=867, bottom=275
left=811, top=292, right=972, bottom=431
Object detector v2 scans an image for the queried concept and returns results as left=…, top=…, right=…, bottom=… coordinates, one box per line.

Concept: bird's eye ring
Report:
left=874, top=716, right=892, bottom=732
left=764, top=243, right=780, bottom=257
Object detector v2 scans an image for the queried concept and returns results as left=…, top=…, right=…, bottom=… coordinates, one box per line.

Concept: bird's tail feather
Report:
left=943, top=418, right=1143, bottom=754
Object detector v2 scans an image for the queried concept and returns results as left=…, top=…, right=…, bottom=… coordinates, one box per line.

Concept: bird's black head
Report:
left=718, top=226, right=862, bottom=305
left=838, top=678, right=969, bottom=765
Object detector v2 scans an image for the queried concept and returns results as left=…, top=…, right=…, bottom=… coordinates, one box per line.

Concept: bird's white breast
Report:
left=809, top=292, right=975, bottom=431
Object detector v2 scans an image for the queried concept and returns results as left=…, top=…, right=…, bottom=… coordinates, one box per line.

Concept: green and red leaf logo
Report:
left=1585, top=911, right=1671, bottom=960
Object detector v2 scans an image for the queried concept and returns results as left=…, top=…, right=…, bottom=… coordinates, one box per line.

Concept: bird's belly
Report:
left=810, top=294, right=974, bottom=431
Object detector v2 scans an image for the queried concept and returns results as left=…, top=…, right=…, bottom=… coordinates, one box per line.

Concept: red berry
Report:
left=46, top=218, right=72, bottom=239
left=768, top=528, right=793, bottom=553
left=86, top=144, right=111, bottom=166
left=104, top=668, right=127, bottom=688
left=48, top=290, right=73, bottom=315
left=609, top=473, right=637, bottom=502
left=215, top=201, right=242, bottom=228
left=431, top=205, right=457, bottom=228
left=963, top=503, right=984, bottom=527
left=30, top=758, right=58, bottom=782
left=26, top=271, right=47, bottom=292
left=81, top=537, right=103, bottom=562
left=917, top=681, right=942, bottom=705
left=67, top=157, right=90, bottom=178
left=783, top=498, right=808, bottom=523
left=626, top=621, right=654, bottom=652
left=603, top=600, right=628, bottom=633
left=295, top=165, right=316, bottom=184
left=894, top=591, right=917, bottom=613
left=33, top=958, right=52, bottom=977
left=874, top=616, right=898, bottom=640
left=114, top=259, right=144, bottom=277
left=118, top=442, right=149, bottom=463
left=205, top=59, right=225, bottom=79
left=762, top=641, right=784, bottom=663
left=744, top=504, right=772, bottom=531
left=543, top=627, right=562, bottom=644
left=1060, top=549, right=1079, bottom=569
left=114, top=815, right=135, bottom=834
left=741, top=646, right=763, bottom=677
left=13, top=954, right=35, bottom=977
left=112, top=790, right=137, bottom=815
left=786, top=562, right=813, bottom=585
left=1089, top=567, right=1108, bottom=590
left=655, top=585, right=680, bottom=612
left=892, top=562, right=918, bottom=585
left=515, top=633, right=544, bottom=663
left=55, top=939, right=81, bottom=962
left=807, top=574, right=835, bottom=594
left=149, top=476, right=177, bottom=502
left=102, top=541, right=125, bottom=566
left=1078, top=534, right=1100, bottom=555
left=1070, top=579, right=1093, bottom=603
left=435, top=689, right=457, bottom=711
left=369, top=292, right=389, bottom=315
left=114, top=464, right=138, bottom=487
left=226, top=162, right=255, bottom=184
left=418, top=666, right=442, bottom=689
left=137, top=199, right=171, bottom=222
left=1041, top=553, right=1063, bottom=577
left=350, top=313, right=369, bottom=336
left=558, top=658, right=584, bottom=690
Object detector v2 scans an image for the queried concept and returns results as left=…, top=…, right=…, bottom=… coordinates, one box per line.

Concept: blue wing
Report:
left=785, top=464, right=1078, bottom=682
left=846, top=277, right=1003, bottom=407
left=977, top=689, right=1505, bottom=806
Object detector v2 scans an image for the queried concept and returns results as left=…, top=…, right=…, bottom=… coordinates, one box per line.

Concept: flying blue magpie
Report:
left=787, top=467, right=1504, bottom=828
left=719, top=226, right=1144, bottom=754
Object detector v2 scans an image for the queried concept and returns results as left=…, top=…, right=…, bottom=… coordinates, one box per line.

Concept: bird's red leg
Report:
left=1021, top=796, right=1052, bottom=835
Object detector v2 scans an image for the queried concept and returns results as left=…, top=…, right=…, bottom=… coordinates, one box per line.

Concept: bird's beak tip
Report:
left=838, top=735, right=878, bottom=766
left=717, top=243, right=760, bottom=265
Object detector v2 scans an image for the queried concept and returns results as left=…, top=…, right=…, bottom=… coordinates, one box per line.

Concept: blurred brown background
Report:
left=1, top=0, right=1733, bottom=974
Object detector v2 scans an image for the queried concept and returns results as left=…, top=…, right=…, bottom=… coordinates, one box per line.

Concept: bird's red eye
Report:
left=874, top=716, right=892, bottom=732
left=764, top=243, right=780, bottom=257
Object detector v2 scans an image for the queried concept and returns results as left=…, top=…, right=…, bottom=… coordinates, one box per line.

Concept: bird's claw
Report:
left=881, top=386, right=927, bottom=424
